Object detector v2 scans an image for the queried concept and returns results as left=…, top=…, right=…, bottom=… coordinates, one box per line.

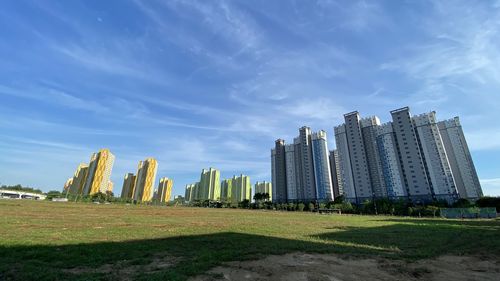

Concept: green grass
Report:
left=0, top=200, right=499, bottom=280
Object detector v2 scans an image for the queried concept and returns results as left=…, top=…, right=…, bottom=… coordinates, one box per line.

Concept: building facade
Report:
left=199, top=167, right=221, bottom=201
left=298, top=127, right=316, bottom=201
left=376, top=122, right=406, bottom=198
left=311, top=130, right=334, bottom=201
left=254, top=181, right=272, bottom=200
left=134, top=158, right=158, bottom=202
left=360, top=116, right=387, bottom=198
left=121, top=173, right=136, bottom=199
left=285, top=144, right=298, bottom=201
left=66, top=163, right=89, bottom=195
left=334, top=124, right=356, bottom=202
left=82, top=149, right=115, bottom=196
left=413, top=112, right=457, bottom=202
left=273, top=139, right=287, bottom=203
left=156, top=177, right=173, bottom=203
left=438, top=117, right=483, bottom=199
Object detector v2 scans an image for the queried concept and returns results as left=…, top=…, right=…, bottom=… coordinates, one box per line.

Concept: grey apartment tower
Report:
left=333, top=106, right=481, bottom=204
left=271, top=127, right=334, bottom=203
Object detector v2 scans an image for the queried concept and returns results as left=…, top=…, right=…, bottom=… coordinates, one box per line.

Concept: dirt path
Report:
left=190, top=253, right=500, bottom=281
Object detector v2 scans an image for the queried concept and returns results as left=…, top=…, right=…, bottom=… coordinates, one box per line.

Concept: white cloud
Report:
left=480, top=178, right=500, bottom=196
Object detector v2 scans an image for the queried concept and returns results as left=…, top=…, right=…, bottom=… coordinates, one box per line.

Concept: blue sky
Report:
left=1, top=0, right=499, bottom=197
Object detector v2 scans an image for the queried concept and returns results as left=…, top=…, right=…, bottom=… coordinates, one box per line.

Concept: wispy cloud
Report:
left=480, top=178, right=500, bottom=196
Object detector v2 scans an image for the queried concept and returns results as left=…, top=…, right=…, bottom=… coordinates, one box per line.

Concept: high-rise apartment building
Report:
left=438, top=117, right=483, bottom=199
left=121, top=173, right=136, bottom=199
left=293, top=137, right=305, bottom=200
left=334, top=124, right=356, bottom=202
left=272, top=127, right=335, bottom=203
left=220, top=179, right=234, bottom=202
left=185, top=182, right=199, bottom=202
left=271, top=148, right=277, bottom=202
left=360, top=116, right=387, bottom=198
left=199, top=168, right=221, bottom=201
left=133, top=158, right=158, bottom=202
left=376, top=122, right=406, bottom=198
left=343, top=112, right=373, bottom=202
left=66, top=163, right=89, bottom=195
left=220, top=175, right=251, bottom=203
left=273, top=139, right=287, bottom=203
left=231, top=174, right=251, bottom=202
left=390, top=107, right=433, bottom=202
left=311, top=130, right=334, bottom=201
left=285, top=144, right=298, bottom=201
left=254, top=181, right=272, bottom=200
left=413, top=112, right=457, bottom=202
left=63, top=178, right=73, bottom=194
left=298, top=127, right=316, bottom=201
left=156, top=177, right=173, bottom=203
left=330, top=150, right=343, bottom=197
left=82, top=149, right=115, bottom=196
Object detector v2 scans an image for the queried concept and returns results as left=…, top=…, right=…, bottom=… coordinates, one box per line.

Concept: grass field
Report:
left=0, top=200, right=499, bottom=280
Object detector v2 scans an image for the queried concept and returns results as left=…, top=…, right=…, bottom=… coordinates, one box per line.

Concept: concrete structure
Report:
left=156, top=177, right=173, bottom=203
left=0, top=190, right=46, bottom=200
left=334, top=124, right=356, bottom=202
left=231, top=174, right=252, bottom=202
left=254, top=181, right=272, bottom=200
left=438, top=117, right=483, bottom=199
left=360, top=116, right=387, bottom=198
left=390, top=107, right=433, bottom=202
left=82, top=149, right=115, bottom=196
left=293, top=137, right=305, bottom=200
left=133, top=158, right=158, bottom=202
left=413, top=112, right=457, bottom=202
left=63, top=178, right=73, bottom=194
left=298, top=127, right=316, bottom=201
left=199, top=167, right=221, bottom=201
left=376, top=122, right=406, bottom=198
left=271, top=149, right=277, bottom=203
left=329, top=150, right=340, bottom=198
left=285, top=144, right=298, bottom=201
left=343, top=112, right=373, bottom=203
left=220, top=179, right=234, bottom=202
left=185, top=183, right=199, bottom=202
left=311, top=130, right=334, bottom=201
left=273, top=139, right=287, bottom=203
left=330, top=150, right=343, bottom=198
left=120, top=173, right=136, bottom=199
left=65, top=163, right=89, bottom=196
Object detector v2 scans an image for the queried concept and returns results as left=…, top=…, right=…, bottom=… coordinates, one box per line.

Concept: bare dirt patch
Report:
left=190, top=253, right=500, bottom=281
left=63, top=253, right=178, bottom=280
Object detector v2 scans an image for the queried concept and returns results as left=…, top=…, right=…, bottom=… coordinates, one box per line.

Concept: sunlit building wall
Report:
left=157, top=177, right=173, bottom=203
left=134, top=158, right=158, bottom=202
left=82, top=149, right=115, bottom=195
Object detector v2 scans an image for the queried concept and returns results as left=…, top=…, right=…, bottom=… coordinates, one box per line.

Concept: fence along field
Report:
left=0, top=200, right=499, bottom=280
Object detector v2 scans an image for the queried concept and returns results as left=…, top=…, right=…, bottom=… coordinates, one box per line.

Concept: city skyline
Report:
left=1, top=1, right=500, bottom=197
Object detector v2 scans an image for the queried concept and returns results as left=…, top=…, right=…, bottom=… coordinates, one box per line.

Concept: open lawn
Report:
left=0, top=200, right=499, bottom=280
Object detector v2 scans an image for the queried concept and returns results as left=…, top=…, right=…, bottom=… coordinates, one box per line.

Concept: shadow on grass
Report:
left=378, top=217, right=500, bottom=228
left=1, top=220, right=499, bottom=281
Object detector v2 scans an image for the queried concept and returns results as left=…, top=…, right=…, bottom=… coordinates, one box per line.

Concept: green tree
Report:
left=297, top=203, right=305, bottom=211
left=45, top=190, right=63, bottom=200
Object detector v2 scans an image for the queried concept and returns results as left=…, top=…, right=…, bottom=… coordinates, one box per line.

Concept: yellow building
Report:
left=67, top=163, right=89, bottom=195
left=121, top=173, right=136, bottom=199
left=82, top=149, right=115, bottom=195
left=156, top=177, right=173, bottom=203
left=63, top=178, right=73, bottom=194
left=134, top=158, right=158, bottom=202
